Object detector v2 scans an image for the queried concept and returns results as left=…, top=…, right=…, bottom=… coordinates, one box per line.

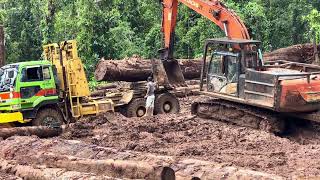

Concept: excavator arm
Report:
left=160, top=0, right=250, bottom=60
left=156, top=0, right=250, bottom=88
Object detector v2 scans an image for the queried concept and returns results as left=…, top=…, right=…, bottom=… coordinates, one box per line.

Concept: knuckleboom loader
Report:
left=0, top=40, right=113, bottom=127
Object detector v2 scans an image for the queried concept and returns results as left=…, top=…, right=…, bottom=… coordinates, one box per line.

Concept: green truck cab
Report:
left=0, top=60, right=63, bottom=126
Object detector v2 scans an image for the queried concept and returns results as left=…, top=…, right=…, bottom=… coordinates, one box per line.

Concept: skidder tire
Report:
left=32, top=108, right=64, bottom=127
left=126, top=98, right=146, bottom=117
left=155, top=93, right=180, bottom=114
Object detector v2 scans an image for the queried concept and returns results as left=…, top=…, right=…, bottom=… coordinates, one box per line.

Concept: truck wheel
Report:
left=32, top=108, right=64, bottom=127
left=155, top=93, right=180, bottom=114
left=126, top=98, right=146, bottom=117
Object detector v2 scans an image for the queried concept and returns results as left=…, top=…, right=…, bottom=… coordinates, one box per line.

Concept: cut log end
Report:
left=159, top=167, right=176, bottom=180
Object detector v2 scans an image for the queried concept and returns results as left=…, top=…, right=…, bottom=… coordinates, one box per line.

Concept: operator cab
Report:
left=200, top=38, right=263, bottom=97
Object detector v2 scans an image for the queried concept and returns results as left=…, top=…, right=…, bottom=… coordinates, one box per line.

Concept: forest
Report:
left=0, top=0, right=320, bottom=77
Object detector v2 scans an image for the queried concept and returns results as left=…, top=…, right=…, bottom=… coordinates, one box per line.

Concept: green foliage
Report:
left=0, top=0, right=319, bottom=74
left=304, top=9, right=320, bottom=43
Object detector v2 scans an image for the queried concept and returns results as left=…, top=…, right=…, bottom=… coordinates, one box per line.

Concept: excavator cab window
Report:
left=207, top=51, right=239, bottom=96
left=200, top=38, right=262, bottom=95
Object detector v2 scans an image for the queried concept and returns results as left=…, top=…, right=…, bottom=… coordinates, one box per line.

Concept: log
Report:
left=264, top=43, right=320, bottom=63
left=91, top=89, right=106, bottom=97
left=96, top=84, right=117, bottom=90
left=0, top=159, right=114, bottom=179
left=40, top=153, right=175, bottom=180
left=95, top=57, right=202, bottom=82
left=0, top=126, right=62, bottom=139
left=91, top=84, right=118, bottom=97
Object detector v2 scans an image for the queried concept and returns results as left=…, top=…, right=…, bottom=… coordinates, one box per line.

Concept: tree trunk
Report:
left=0, top=25, right=5, bottom=67
left=313, top=33, right=320, bottom=65
left=95, top=57, right=202, bottom=82
left=96, top=84, right=117, bottom=90
left=39, top=153, right=175, bottom=180
left=264, top=43, right=320, bottom=64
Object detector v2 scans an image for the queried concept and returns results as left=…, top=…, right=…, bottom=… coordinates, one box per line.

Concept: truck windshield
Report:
left=0, top=65, right=19, bottom=92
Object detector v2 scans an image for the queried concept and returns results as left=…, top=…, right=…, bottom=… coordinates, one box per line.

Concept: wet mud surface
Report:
left=2, top=96, right=320, bottom=179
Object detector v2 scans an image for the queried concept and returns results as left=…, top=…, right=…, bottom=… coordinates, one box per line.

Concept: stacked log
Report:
left=94, top=43, right=320, bottom=83
left=91, top=84, right=118, bottom=97
left=264, top=43, right=320, bottom=63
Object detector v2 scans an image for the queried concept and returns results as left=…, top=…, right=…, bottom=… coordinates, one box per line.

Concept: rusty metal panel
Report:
left=245, top=69, right=276, bottom=84
left=245, top=81, right=274, bottom=94
left=244, top=69, right=276, bottom=107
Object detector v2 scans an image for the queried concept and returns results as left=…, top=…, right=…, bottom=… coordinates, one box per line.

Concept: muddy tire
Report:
left=32, top=108, right=64, bottom=127
left=155, top=93, right=180, bottom=114
left=126, top=98, right=146, bottom=117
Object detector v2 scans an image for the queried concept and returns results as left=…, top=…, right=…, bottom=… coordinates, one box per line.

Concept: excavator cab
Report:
left=200, top=38, right=263, bottom=97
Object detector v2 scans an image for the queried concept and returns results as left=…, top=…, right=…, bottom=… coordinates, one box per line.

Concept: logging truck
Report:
left=0, top=40, right=189, bottom=127
left=0, top=40, right=114, bottom=127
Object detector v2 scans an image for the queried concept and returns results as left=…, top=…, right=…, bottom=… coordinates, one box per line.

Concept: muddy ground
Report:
left=2, top=96, right=320, bottom=179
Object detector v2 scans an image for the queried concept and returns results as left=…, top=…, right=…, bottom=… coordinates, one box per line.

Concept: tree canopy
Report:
left=0, top=0, right=319, bottom=75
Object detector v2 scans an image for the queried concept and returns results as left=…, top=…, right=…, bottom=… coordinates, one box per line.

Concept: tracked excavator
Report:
left=157, top=0, right=320, bottom=133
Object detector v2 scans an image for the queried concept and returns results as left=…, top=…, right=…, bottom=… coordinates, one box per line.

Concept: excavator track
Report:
left=191, top=99, right=285, bottom=134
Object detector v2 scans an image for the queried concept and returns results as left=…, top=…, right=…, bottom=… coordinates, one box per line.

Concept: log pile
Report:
left=264, top=43, right=320, bottom=63
left=0, top=136, right=284, bottom=179
left=95, top=56, right=202, bottom=82
left=91, top=84, right=118, bottom=97
left=95, top=43, right=320, bottom=83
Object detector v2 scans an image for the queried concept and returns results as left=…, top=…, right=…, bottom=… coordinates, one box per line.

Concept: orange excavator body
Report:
left=280, top=75, right=320, bottom=112
left=158, top=0, right=320, bottom=127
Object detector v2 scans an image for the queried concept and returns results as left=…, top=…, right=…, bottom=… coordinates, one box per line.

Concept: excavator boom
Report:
left=160, top=0, right=250, bottom=59
left=158, top=0, right=250, bottom=87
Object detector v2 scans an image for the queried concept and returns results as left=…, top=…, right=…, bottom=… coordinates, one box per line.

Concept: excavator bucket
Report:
left=152, top=59, right=186, bottom=88
left=163, top=59, right=186, bottom=87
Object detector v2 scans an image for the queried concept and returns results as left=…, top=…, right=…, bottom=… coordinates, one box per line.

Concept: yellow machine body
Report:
left=43, top=40, right=90, bottom=97
left=43, top=40, right=114, bottom=118
left=0, top=112, right=24, bottom=123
